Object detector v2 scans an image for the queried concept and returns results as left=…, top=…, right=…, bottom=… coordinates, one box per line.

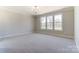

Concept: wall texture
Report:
left=0, top=8, right=33, bottom=38
left=34, top=7, right=74, bottom=39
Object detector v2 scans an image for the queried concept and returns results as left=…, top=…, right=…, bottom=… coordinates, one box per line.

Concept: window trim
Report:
left=46, top=15, right=53, bottom=30
left=40, top=16, right=47, bottom=30
left=53, top=13, right=63, bottom=31
left=40, top=13, right=63, bottom=32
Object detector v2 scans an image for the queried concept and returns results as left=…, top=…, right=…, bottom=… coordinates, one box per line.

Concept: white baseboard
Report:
left=58, top=35, right=74, bottom=39
left=35, top=32, right=74, bottom=39
left=51, top=34, right=74, bottom=39
left=0, top=32, right=32, bottom=39
left=0, top=32, right=73, bottom=39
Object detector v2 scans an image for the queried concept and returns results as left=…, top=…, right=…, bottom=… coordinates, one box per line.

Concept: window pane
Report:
left=54, top=14, right=62, bottom=22
left=41, top=23, right=46, bottom=29
left=41, top=17, right=46, bottom=23
left=54, top=14, right=63, bottom=31
left=47, top=22, right=53, bottom=29
left=40, top=17, right=46, bottom=29
left=47, top=16, right=53, bottom=22
left=47, top=16, right=53, bottom=29
left=54, top=22, right=62, bottom=30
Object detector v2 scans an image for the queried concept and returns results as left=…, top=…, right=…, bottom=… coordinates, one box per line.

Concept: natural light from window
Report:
left=40, top=16, right=46, bottom=29
left=54, top=14, right=63, bottom=31
left=40, top=14, right=63, bottom=31
left=47, top=16, right=53, bottom=30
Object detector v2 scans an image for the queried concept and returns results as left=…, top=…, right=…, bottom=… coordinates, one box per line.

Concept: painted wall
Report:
left=34, top=7, right=74, bottom=39
left=0, top=8, right=33, bottom=38
left=75, top=7, right=79, bottom=50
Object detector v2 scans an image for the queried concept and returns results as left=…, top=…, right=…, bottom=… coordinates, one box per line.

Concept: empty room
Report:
left=0, top=6, right=78, bottom=53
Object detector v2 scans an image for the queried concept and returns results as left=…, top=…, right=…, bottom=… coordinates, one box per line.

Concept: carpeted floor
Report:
left=0, top=33, right=78, bottom=53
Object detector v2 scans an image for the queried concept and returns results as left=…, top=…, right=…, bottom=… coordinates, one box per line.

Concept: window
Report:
left=40, top=16, right=46, bottom=29
left=40, top=14, right=63, bottom=31
left=54, top=14, right=63, bottom=31
left=47, top=16, right=53, bottom=30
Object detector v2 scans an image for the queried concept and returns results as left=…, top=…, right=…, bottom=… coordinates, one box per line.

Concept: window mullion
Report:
left=46, top=16, right=47, bottom=30
left=53, top=15, right=54, bottom=30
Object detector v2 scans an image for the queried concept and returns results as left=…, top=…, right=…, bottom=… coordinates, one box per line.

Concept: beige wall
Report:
left=75, top=7, right=79, bottom=50
left=0, top=8, right=33, bottom=38
left=34, top=7, right=74, bottom=39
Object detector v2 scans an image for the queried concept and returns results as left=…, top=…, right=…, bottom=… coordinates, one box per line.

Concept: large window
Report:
left=40, top=16, right=46, bottom=29
left=54, top=14, right=63, bottom=31
left=40, top=14, right=63, bottom=31
left=47, top=16, right=53, bottom=30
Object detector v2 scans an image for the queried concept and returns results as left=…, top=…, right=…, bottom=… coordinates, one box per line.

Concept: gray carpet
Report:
left=0, top=33, right=78, bottom=53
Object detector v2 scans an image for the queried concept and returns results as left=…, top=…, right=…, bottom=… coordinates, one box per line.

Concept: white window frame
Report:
left=54, top=13, right=63, bottom=31
left=47, top=16, right=53, bottom=30
left=40, top=16, right=46, bottom=30
left=40, top=13, right=63, bottom=31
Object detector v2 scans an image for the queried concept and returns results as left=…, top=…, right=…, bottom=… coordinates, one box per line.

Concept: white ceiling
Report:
left=0, top=6, right=69, bottom=15
left=33, top=6, right=69, bottom=15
